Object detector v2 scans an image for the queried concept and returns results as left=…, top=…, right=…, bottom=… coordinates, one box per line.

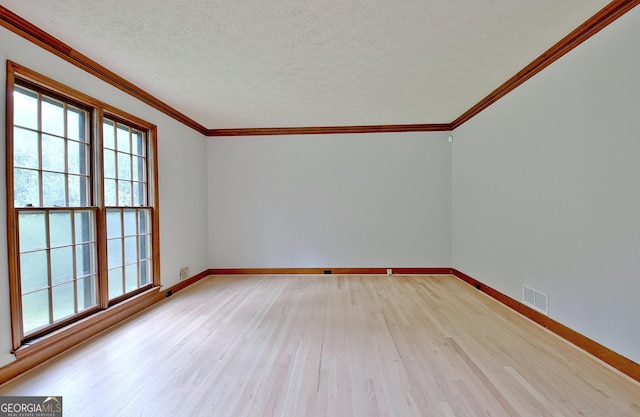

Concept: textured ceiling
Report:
left=1, top=0, right=611, bottom=129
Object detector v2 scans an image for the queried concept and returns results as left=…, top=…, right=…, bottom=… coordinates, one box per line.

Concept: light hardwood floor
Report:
left=1, top=274, right=639, bottom=416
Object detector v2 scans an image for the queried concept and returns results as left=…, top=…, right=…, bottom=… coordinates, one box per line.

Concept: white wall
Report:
left=0, top=27, right=209, bottom=368
left=208, top=132, right=452, bottom=268
left=4, top=1, right=639, bottom=374
left=452, top=6, right=640, bottom=363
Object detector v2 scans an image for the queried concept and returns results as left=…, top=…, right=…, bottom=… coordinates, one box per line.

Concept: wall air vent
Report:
left=523, top=285, right=548, bottom=315
left=179, top=267, right=190, bottom=281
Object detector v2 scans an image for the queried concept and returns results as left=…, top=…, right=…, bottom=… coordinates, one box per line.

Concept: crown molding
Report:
left=2, top=1, right=639, bottom=136
left=0, top=5, right=208, bottom=135
left=452, top=0, right=640, bottom=129
left=207, top=123, right=452, bottom=137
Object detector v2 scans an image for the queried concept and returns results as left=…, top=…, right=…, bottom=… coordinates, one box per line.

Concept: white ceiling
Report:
left=1, top=0, right=611, bottom=129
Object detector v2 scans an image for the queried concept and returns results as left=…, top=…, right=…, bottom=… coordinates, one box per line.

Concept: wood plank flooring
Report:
left=1, top=274, right=639, bottom=416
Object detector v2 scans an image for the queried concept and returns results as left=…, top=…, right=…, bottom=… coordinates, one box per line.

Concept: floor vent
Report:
left=179, top=267, right=190, bottom=281
left=523, top=285, right=548, bottom=315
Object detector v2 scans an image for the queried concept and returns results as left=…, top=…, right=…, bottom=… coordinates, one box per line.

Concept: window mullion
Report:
left=6, top=65, right=22, bottom=351
left=38, top=93, right=44, bottom=208
left=120, top=210, right=125, bottom=295
left=64, top=103, right=69, bottom=207
left=95, top=109, right=110, bottom=310
left=45, top=212, right=54, bottom=326
left=136, top=209, right=141, bottom=288
left=114, top=123, right=119, bottom=205
left=70, top=208, right=78, bottom=315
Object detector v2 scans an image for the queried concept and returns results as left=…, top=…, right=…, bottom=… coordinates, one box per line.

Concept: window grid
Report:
left=106, top=208, right=153, bottom=301
left=7, top=64, right=159, bottom=348
left=103, top=117, right=153, bottom=301
left=103, top=119, right=148, bottom=208
left=13, top=86, right=91, bottom=209
left=17, top=208, right=98, bottom=335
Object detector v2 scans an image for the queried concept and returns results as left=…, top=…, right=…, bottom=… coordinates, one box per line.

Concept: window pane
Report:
left=132, top=157, right=145, bottom=182
left=68, top=176, right=80, bottom=207
left=77, top=275, right=97, bottom=311
left=51, top=246, right=73, bottom=284
left=14, top=168, right=40, bottom=207
left=43, top=172, right=66, bottom=207
left=67, top=107, right=87, bottom=142
left=76, top=243, right=95, bottom=277
left=49, top=211, right=73, bottom=247
left=103, top=120, right=115, bottom=149
left=68, top=175, right=89, bottom=207
left=107, top=210, right=122, bottom=238
left=18, top=211, right=47, bottom=252
left=116, top=125, right=130, bottom=153
left=104, top=149, right=116, bottom=179
left=125, top=264, right=138, bottom=292
left=75, top=211, right=94, bottom=243
left=107, top=238, right=123, bottom=268
left=124, top=237, right=137, bottom=264
left=108, top=267, right=123, bottom=299
left=104, top=179, right=117, bottom=206
left=42, top=134, right=66, bottom=172
left=139, top=234, right=151, bottom=260
left=118, top=181, right=132, bottom=206
left=133, top=183, right=146, bottom=206
left=41, top=97, right=64, bottom=137
left=52, top=282, right=75, bottom=321
left=68, top=141, right=88, bottom=175
left=140, top=260, right=151, bottom=286
left=14, top=87, right=38, bottom=129
left=14, top=127, right=39, bottom=169
left=132, top=131, right=144, bottom=156
left=117, top=152, right=131, bottom=180
left=20, top=251, right=48, bottom=293
left=123, top=209, right=136, bottom=236
left=23, top=289, right=50, bottom=334
left=138, top=209, right=149, bottom=234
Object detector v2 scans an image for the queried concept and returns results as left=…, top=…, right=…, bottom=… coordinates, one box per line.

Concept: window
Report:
left=102, top=119, right=153, bottom=302
left=17, top=209, right=98, bottom=334
left=6, top=62, right=159, bottom=349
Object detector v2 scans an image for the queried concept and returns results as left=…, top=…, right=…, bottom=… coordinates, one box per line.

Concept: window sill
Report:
left=14, top=287, right=161, bottom=361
